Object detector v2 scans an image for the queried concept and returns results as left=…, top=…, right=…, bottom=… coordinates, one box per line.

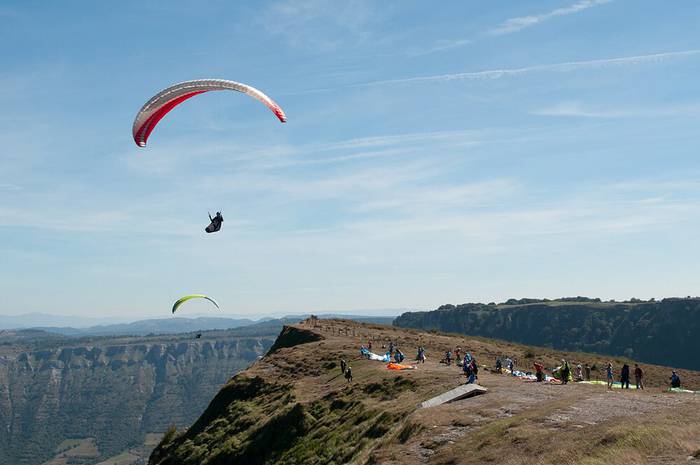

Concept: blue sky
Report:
left=2, top=0, right=700, bottom=318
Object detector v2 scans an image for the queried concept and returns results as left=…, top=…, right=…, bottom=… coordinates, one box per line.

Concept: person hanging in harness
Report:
left=205, top=211, right=224, bottom=233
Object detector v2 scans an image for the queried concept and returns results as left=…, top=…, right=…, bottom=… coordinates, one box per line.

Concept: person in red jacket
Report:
left=534, top=362, right=544, bottom=382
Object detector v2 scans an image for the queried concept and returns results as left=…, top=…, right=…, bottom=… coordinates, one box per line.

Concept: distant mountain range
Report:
left=0, top=313, right=396, bottom=337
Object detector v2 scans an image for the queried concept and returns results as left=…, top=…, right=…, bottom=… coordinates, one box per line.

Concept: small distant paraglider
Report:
left=132, top=79, right=286, bottom=147
left=205, top=212, right=224, bottom=234
left=171, top=294, right=220, bottom=314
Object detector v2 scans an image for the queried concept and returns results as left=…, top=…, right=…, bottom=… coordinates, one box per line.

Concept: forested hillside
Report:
left=394, top=297, right=700, bottom=369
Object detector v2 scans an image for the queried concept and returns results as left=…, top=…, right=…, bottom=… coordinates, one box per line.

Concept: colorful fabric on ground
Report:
left=360, top=347, right=391, bottom=362
left=387, top=363, right=417, bottom=370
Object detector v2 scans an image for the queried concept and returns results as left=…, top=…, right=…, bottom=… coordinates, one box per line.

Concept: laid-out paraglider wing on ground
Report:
left=171, top=294, right=220, bottom=314
left=132, top=79, right=287, bottom=147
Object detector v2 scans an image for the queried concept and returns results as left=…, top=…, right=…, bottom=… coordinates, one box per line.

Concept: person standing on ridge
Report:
left=534, top=362, right=544, bottom=382
left=560, top=359, right=571, bottom=385
left=606, top=362, right=614, bottom=390
left=464, top=358, right=476, bottom=384
left=584, top=363, right=591, bottom=381
left=634, top=364, right=644, bottom=390
left=417, top=346, right=426, bottom=363
left=670, top=371, right=681, bottom=389
left=620, top=363, right=631, bottom=389
left=470, top=356, right=479, bottom=382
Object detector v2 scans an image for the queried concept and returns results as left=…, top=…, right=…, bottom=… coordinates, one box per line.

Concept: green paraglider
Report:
left=171, top=295, right=220, bottom=314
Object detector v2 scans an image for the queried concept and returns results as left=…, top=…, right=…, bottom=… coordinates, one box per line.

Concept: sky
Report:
left=1, top=0, right=700, bottom=319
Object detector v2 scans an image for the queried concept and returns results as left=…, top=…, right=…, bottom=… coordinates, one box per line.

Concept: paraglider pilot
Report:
left=206, top=211, right=224, bottom=233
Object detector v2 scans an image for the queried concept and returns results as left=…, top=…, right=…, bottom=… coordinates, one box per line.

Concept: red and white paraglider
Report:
left=132, top=79, right=287, bottom=147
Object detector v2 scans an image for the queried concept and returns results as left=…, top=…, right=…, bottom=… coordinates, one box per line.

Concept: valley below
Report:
left=0, top=326, right=278, bottom=465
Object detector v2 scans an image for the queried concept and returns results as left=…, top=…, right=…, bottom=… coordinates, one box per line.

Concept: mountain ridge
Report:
left=393, top=297, right=700, bottom=370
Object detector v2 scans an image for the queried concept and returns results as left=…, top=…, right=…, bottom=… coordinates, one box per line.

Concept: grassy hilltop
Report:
left=149, top=319, right=700, bottom=465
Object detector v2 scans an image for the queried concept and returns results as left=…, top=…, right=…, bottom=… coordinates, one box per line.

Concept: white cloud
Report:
left=490, top=0, right=612, bottom=36
left=532, top=101, right=700, bottom=118
left=353, top=179, right=519, bottom=213
left=412, top=1, right=611, bottom=57
left=407, top=38, right=473, bottom=57
left=357, top=50, right=700, bottom=86
left=261, top=0, right=380, bottom=51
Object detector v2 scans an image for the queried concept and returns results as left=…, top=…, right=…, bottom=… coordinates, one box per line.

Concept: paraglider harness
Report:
left=206, top=211, right=224, bottom=233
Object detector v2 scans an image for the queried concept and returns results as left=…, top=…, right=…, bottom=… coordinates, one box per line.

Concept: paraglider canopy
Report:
left=132, top=79, right=287, bottom=147
left=172, top=294, right=220, bottom=314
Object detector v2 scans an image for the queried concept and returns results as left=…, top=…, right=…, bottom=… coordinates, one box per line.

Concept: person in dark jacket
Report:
left=340, top=359, right=347, bottom=375
left=345, top=366, right=353, bottom=383
left=470, top=358, right=478, bottom=382
left=561, top=359, right=571, bottom=385
left=670, top=371, right=681, bottom=389
left=620, top=363, right=630, bottom=389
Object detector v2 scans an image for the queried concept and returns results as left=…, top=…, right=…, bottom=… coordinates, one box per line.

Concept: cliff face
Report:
left=393, top=298, right=700, bottom=370
left=0, top=330, right=275, bottom=465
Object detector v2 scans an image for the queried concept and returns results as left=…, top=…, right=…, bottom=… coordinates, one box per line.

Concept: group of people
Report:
left=439, top=346, right=479, bottom=384
left=355, top=339, right=685, bottom=392
left=382, top=340, right=406, bottom=363
left=605, top=362, right=645, bottom=390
